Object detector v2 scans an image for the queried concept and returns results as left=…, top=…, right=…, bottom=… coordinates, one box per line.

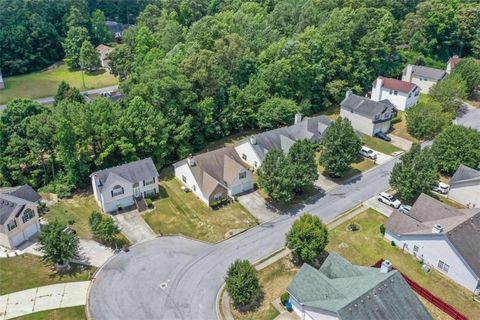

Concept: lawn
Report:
left=43, top=194, right=99, bottom=240
left=326, top=208, right=480, bottom=320
left=0, top=254, right=94, bottom=295
left=362, top=134, right=403, bottom=155
left=317, top=153, right=376, bottom=180
left=230, top=255, right=298, bottom=320
left=391, top=111, right=420, bottom=143
left=143, top=178, right=258, bottom=243
left=0, top=62, right=118, bottom=104
left=12, top=306, right=86, bottom=320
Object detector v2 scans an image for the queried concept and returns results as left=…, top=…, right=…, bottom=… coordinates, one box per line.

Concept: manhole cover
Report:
left=160, top=282, right=168, bottom=289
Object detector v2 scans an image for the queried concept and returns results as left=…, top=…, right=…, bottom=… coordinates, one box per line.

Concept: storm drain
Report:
left=160, top=282, right=168, bottom=289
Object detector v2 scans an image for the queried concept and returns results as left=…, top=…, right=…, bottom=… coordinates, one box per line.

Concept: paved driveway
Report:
left=237, top=191, right=278, bottom=223
left=389, top=134, right=412, bottom=151
left=455, top=103, right=480, bottom=131
left=112, top=210, right=156, bottom=243
left=0, top=282, right=90, bottom=320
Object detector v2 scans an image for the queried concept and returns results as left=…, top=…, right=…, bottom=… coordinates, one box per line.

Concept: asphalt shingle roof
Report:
left=287, top=253, right=432, bottom=320
left=408, top=65, right=446, bottom=81
left=450, top=164, right=480, bottom=187
left=340, top=94, right=397, bottom=120
left=374, top=76, right=417, bottom=93
left=0, top=185, right=40, bottom=225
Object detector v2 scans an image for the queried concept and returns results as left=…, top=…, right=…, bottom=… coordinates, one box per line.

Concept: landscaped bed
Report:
left=0, top=62, right=118, bottom=104
left=143, top=178, right=258, bottom=243
left=11, top=306, right=85, bottom=320
left=0, top=254, right=94, bottom=295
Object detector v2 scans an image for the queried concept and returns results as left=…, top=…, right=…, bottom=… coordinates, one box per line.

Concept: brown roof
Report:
left=96, top=44, right=113, bottom=54
left=448, top=56, right=462, bottom=71
left=374, top=76, right=417, bottom=93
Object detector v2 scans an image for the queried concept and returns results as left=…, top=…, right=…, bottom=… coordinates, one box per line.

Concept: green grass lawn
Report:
left=326, top=208, right=480, bottom=320
left=0, top=254, right=94, bottom=295
left=317, top=153, right=376, bottom=180
left=144, top=178, right=258, bottom=243
left=362, top=134, right=403, bottom=154
left=231, top=255, right=298, bottom=320
left=0, top=62, right=118, bottom=104
left=11, top=306, right=86, bottom=320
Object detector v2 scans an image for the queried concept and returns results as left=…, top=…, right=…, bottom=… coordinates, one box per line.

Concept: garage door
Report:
left=24, top=223, right=39, bottom=239
left=10, top=232, right=25, bottom=248
left=230, top=184, right=242, bottom=196
left=242, top=181, right=253, bottom=192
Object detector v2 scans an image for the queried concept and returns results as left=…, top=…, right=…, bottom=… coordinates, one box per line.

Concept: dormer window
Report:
left=7, top=220, right=17, bottom=231
left=22, top=208, right=35, bottom=223
left=111, top=185, right=124, bottom=197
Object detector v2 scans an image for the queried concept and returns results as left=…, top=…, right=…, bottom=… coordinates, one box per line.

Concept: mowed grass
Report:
left=0, top=62, right=118, bottom=104
left=144, top=178, right=258, bottom=243
left=0, top=254, right=94, bottom=295
left=231, top=255, right=298, bottom=320
left=43, top=194, right=99, bottom=240
left=326, top=208, right=480, bottom=320
left=317, top=153, right=376, bottom=180
left=362, top=134, right=403, bottom=155
left=11, top=306, right=86, bottom=320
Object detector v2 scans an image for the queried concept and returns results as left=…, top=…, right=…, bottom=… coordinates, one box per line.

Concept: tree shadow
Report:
left=234, top=290, right=265, bottom=313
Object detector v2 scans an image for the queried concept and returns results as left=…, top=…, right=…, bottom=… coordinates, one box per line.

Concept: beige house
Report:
left=402, top=64, right=446, bottom=93
left=448, top=165, right=480, bottom=208
left=0, top=185, right=41, bottom=249
left=96, top=44, right=113, bottom=68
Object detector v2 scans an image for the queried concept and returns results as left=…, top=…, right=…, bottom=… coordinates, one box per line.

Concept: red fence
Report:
left=372, top=259, right=469, bottom=320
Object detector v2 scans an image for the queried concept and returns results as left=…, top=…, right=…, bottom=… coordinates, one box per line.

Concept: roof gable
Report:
left=375, top=76, right=417, bottom=93
left=340, top=94, right=397, bottom=120
left=450, top=164, right=480, bottom=187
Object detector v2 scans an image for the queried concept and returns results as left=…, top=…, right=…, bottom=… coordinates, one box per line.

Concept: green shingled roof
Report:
left=287, top=253, right=432, bottom=320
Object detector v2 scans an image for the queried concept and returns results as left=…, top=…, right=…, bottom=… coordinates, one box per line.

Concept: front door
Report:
left=133, top=183, right=141, bottom=198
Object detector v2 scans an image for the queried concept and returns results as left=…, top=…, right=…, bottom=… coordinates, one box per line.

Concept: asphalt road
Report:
left=455, top=103, right=480, bottom=131
left=88, top=159, right=396, bottom=320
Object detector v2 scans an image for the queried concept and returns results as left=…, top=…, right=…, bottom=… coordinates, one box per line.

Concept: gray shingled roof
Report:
left=91, top=158, right=159, bottom=191
left=287, top=253, right=432, bottom=320
left=409, top=65, right=446, bottom=81
left=340, top=94, right=397, bottom=120
left=450, top=164, right=480, bottom=187
left=0, top=185, right=40, bottom=225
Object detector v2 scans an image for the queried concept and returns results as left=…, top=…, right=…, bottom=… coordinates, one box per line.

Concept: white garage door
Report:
left=10, top=232, right=25, bottom=248
left=24, top=223, right=39, bottom=239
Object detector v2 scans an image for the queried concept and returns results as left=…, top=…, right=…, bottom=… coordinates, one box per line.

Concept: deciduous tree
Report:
left=225, top=260, right=261, bottom=308
left=430, top=74, right=468, bottom=114
left=257, top=98, right=300, bottom=129
left=79, top=40, right=100, bottom=70
left=286, top=214, right=328, bottom=264
left=63, top=27, right=90, bottom=68
left=39, top=220, right=79, bottom=269
left=406, top=98, right=450, bottom=139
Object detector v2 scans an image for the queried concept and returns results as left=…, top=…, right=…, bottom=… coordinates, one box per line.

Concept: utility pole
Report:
left=81, top=69, right=86, bottom=89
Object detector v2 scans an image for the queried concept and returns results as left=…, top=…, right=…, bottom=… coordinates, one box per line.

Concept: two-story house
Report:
left=340, top=91, right=397, bottom=136
left=173, top=146, right=254, bottom=206
left=91, top=158, right=159, bottom=213
left=0, top=185, right=41, bottom=249
left=402, top=64, right=446, bottom=93
left=371, top=76, right=420, bottom=111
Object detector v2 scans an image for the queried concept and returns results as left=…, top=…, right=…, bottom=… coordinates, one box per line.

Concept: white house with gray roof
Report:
left=0, top=185, right=41, bottom=249
left=287, top=252, right=432, bottom=320
left=234, top=114, right=331, bottom=169
left=448, top=164, right=480, bottom=208
left=402, top=64, right=447, bottom=93
left=173, top=146, right=253, bottom=206
left=385, top=193, right=480, bottom=293
left=91, top=158, right=159, bottom=213
left=340, top=91, right=397, bottom=136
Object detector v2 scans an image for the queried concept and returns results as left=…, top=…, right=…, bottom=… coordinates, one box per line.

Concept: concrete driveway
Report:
left=455, top=103, right=480, bottom=131
left=364, top=196, right=394, bottom=217
left=375, top=152, right=393, bottom=165
left=112, top=210, right=156, bottom=244
left=237, top=191, right=278, bottom=223
left=389, top=134, right=412, bottom=151
left=74, top=240, right=114, bottom=267
left=0, top=281, right=90, bottom=320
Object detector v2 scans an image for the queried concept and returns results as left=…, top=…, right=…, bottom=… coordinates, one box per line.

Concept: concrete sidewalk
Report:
left=0, top=281, right=90, bottom=320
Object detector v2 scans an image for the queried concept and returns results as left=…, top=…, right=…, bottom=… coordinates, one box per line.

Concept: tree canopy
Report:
left=225, top=259, right=261, bottom=308
left=38, top=220, right=80, bottom=267
left=406, top=97, right=451, bottom=140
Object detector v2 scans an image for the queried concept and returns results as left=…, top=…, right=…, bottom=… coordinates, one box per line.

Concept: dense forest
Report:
left=1, top=0, right=479, bottom=196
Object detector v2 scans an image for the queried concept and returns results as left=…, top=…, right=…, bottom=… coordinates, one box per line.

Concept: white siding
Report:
left=174, top=163, right=209, bottom=204
left=448, top=184, right=480, bottom=208
left=102, top=195, right=134, bottom=213
left=372, top=87, right=419, bottom=111
left=234, top=142, right=262, bottom=168
left=340, top=109, right=375, bottom=136
left=385, top=231, right=480, bottom=292
left=402, top=75, right=438, bottom=93
left=228, top=168, right=254, bottom=196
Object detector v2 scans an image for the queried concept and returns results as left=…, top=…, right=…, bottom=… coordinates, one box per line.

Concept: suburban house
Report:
left=234, top=114, right=331, bottom=169
left=448, top=164, right=480, bottom=208
left=96, top=44, right=113, bottom=68
left=173, top=146, right=253, bottom=206
left=91, top=158, right=159, bottom=213
left=287, top=252, right=432, bottom=320
left=402, top=64, right=446, bottom=93
left=385, top=193, right=480, bottom=293
left=340, top=91, right=397, bottom=136
left=371, top=76, right=420, bottom=111
left=105, top=21, right=129, bottom=40
left=0, top=185, right=42, bottom=249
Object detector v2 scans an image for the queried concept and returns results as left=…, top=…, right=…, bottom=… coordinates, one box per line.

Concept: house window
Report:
left=22, top=209, right=35, bottom=223
left=193, top=185, right=196, bottom=191
left=242, top=153, right=247, bottom=160
left=144, top=177, right=155, bottom=186
left=213, top=193, right=223, bottom=200
left=239, top=171, right=247, bottom=179
left=437, top=260, right=450, bottom=273
left=389, top=89, right=393, bottom=94
left=408, top=93, right=412, bottom=98
left=254, top=161, right=258, bottom=168
left=7, top=220, right=17, bottom=231
left=182, top=175, right=187, bottom=183
left=144, top=189, right=156, bottom=197
left=111, top=185, right=124, bottom=197
left=393, top=90, right=398, bottom=95
left=413, top=245, right=419, bottom=253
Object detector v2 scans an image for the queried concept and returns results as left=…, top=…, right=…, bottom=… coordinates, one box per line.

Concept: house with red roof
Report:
left=371, top=76, right=420, bottom=111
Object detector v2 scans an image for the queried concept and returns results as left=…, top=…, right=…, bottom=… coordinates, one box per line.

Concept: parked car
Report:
left=375, top=131, right=391, bottom=142
left=359, top=147, right=377, bottom=160
left=432, top=182, right=449, bottom=194
left=377, top=192, right=401, bottom=208
left=399, top=204, right=412, bottom=214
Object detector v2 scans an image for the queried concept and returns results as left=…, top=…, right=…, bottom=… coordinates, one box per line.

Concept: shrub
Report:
left=145, top=198, right=153, bottom=208
left=280, top=292, right=289, bottom=306
left=226, top=260, right=261, bottom=308
left=380, top=225, right=386, bottom=235
left=391, top=241, right=396, bottom=246
left=89, top=211, right=120, bottom=244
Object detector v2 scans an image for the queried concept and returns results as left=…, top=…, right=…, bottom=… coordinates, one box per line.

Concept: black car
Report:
left=375, top=131, right=391, bottom=142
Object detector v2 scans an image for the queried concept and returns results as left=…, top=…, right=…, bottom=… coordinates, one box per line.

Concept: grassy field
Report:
left=43, top=194, right=99, bottom=240
left=144, top=178, right=258, bottom=243
left=231, top=255, right=298, bottom=320
left=0, top=62, right=118, bottom=104
left=12, top=306, right=86, bottom=320
left=317, top=153, right=376, bottom=180
left=326, top=208, right=480, bottom=320
left=0, top=254, right=94, bottom=295
left=362, top=134, right=403, bottom=155
left=391, top=111, right=420, bottom=143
